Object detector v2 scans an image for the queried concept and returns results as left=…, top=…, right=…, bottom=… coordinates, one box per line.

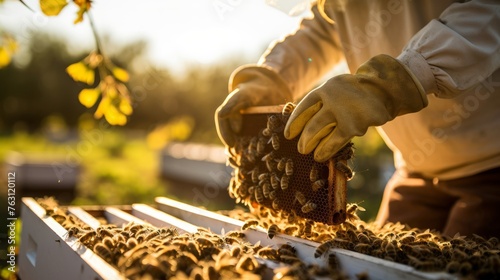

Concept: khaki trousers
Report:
left=376, top=167, right=500, bottom=238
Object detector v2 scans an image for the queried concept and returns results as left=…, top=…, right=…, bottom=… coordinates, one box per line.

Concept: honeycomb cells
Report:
left=228, top=105, right=353, bottom=225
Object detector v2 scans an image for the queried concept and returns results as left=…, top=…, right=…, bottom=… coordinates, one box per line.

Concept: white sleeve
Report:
left=397, top=0, right=500, bottom=98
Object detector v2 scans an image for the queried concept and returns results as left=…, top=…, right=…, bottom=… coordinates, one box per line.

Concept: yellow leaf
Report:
left=104, top=106, right=127, bottom=126
left=78, top=88, right=100, bottom=108
left=112, top=67, right=129, bottom=83
left=73, top=0, right=91, bottom=24
left=0, top=47, right=11, bottom=68
left=66, top=61, right=94, bottom=85
left=119, top=99, right=133, bottom=115
left=94, top=96, right=111, bottom=119
left=39, top=0, right=68, bottom=16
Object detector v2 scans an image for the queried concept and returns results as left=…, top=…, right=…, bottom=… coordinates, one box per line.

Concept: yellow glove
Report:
left=215, top=65, right=292, bottom=147
left=284, top=54, right=428, bottom=162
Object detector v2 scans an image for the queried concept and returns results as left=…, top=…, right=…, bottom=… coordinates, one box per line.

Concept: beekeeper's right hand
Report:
left=215, top=65, right=293, bottom=147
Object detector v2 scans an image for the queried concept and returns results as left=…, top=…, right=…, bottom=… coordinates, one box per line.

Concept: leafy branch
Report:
left=14, top=0, right=134, bottom=125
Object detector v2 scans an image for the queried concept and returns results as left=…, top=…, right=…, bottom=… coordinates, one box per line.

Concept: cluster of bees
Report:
left=227, top=102, right=354, bottom=224
left=37, top=197, right=350, bottom=280
left=224, top=204, right=500, bottom=279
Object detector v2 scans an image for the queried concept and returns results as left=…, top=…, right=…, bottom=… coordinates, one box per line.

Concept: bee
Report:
left=225, top=230, right=245, bottom=239
left=78, top=230, right=97, bottom=246
left=236, top=254, right=258, bottom=272
left=254, top=186, right=264, bottom=203
left=294, top=191, right=307, bottom=205
left=262, top=182, right=271, bottom=198
left=272, top=199, right=281, bottom=210
left=196, top=237, right=216, bottom=248
left=304, top=220, right=314, bottom=238
left=250, top=167, right=259, bottom=183
left=328, top=253, right=340, bottom=269
left=257, top=137, right=267, bottom=155
left=277, top=157, right=287, bottom=172
left=283, top=225, right=299, bottom=235
left=269, top=133, right=280, bottom=150
left=230, top=246, right=242, bottom=258
left=335, top=161, right=354, bottom=180
left=269, top=172, right=280, bottom=189
left=257, top=247, right=279, bottom=260
left=416, top=230, right=433, bottom=240
left=279, top=255, right=301, bottom=264
left=269, top=190, right=277, bottom=200
left=94, top=243, right=114, bottom=263
left=278, top=244, right=296, bottom=256
left=126, top=237, right=138, bottom=249
left=267, top=224, right=280, bottom=239
left=315, top=233, right=335, bottom=243
left=335, top=142, right=354, bottom=160
left=315, top=240, right=335, bottom=258
left=354, top=243, right=372, bottom=254
left=51, top=213, right=68, bottom=223
left=384, top=241, right=398, bottom=260
left=267, top=115, right=282, bottom=132
left=312, top=179, right=326, bottom=191
left=446, top=261, right=461, bottom=274
left=102, top=236, right=115, bottom=249
left=65, top=226, right=82, bottom=239
left=399, top=234, right=416, bottom=244
left=258, top=172, right=269, bottom=182
left=357, top=233, right=371, bottom=244
left=281, top=102, right=296, bottom=119
left=285, top=158, right=294, bottom=176
left=242, top=219, right=260, bottom=230
left=262, top=127, right=272, bottom=137
left=287, top=210, right=297, bottom=224
left=309, top=165, right=319, bottom=182
left=301, top=201, right=317, bottom=213
left=407, top=256, right=437, bottom=271
left=280, top=175, right=290, bottom=191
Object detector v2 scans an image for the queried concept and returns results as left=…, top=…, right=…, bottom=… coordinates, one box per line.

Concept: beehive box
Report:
left=19, top=197, right=460, bottom=280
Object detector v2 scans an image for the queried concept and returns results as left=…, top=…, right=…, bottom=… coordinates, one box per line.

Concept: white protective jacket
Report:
left=258, top=0, right=500, bottom=180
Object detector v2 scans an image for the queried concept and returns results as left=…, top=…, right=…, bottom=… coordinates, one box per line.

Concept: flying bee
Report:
left=281, top=102, right=296, bottom=120
left=277, top=157, right=287, bottom=172
left=280, top=175, right=290, bottom=191
left=272, top=199, right=281, bottom=210
left=312, top=179, right=326, bottom=191
left=335, top=161, right=354, bottom=180
left=267, top=224, right=280, bottom=239
left=301, top=201, right=317, bottom=213
left=269, top=133, right=280, bottom=150
left=285, top=158, right=294, bottom=176
left=294, top=191, right=307, bottom=205
left=254, top=186, right=264, bottom=203
left=309, top=165, right=319, bottom=182
left=267, top=114, right=282, bottom=132
left=242, top=219, right=260, bottom=230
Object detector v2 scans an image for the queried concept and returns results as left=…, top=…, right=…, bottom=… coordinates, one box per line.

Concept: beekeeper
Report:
left=215, top=0, right=500, bottom=238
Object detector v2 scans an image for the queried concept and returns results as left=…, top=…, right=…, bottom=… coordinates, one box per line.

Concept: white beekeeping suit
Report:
left=216, top=0, right=500, bottom=237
